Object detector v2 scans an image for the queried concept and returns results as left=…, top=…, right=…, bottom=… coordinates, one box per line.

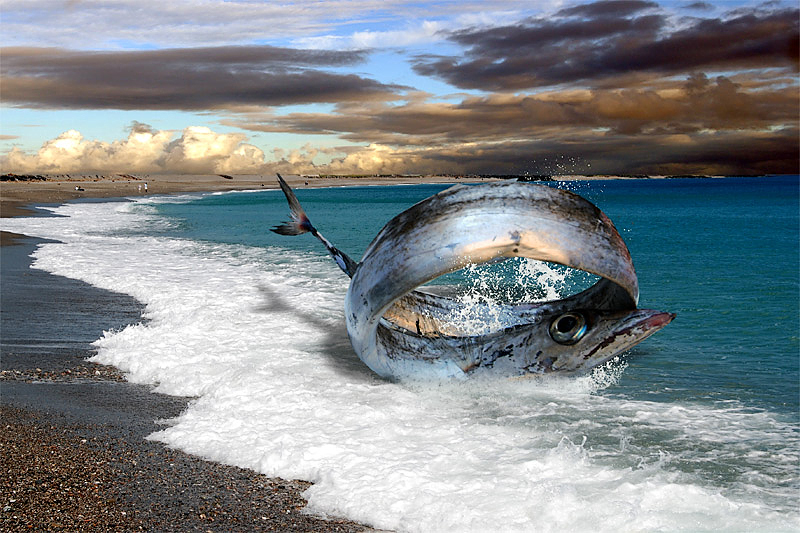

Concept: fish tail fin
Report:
left=271, top=174, right=358, bottom=278
left=271, top=174, right=314, bottom=236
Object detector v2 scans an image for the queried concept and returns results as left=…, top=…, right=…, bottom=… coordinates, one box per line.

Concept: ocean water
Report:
left=2, top=176, right=798, bottom=532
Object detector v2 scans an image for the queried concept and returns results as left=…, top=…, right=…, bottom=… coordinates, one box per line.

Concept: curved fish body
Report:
left=272, top=175, right=673, bottom=380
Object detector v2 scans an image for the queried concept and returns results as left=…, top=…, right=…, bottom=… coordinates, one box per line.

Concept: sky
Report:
left=1, top=0, right=798, bottom=176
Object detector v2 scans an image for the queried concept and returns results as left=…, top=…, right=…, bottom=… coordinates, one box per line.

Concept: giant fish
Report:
left=272, top=175, right=674, bottom=380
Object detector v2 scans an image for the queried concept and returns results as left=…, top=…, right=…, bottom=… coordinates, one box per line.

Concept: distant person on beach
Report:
left=144, top=183, right=148, bottom=193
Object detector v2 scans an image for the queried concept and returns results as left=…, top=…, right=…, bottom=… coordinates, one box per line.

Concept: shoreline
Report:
left=0, top=173, right=500, bottom=531
left=0, top=203, right=373, bottom=531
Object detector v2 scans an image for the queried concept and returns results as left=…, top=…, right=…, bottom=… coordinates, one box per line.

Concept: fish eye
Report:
left=549, top=312, right=588, bottom=345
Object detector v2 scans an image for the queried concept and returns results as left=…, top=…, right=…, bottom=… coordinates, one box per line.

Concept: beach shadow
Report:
left=253, top=284, right=380, bottom=383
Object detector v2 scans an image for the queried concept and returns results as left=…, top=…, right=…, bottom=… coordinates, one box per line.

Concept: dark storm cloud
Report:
left=369, top=126, right=799, bottom=176
left=683, top=2, right=713, bottom=10
left=412, top=3, right=799, bottom=90
left=557, top=0, right=659, bottom=18
left=0, top=46, right=404, bottom=110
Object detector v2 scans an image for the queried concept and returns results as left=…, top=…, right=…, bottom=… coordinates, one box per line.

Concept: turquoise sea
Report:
left=3, top=175, right=798, bottom=531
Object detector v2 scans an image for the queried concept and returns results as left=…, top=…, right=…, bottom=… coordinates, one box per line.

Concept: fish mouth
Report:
left=562, top=308, right=675, bottom=373
left=629, top=309, right=675, bottom=331
left=610, top=308, right=675, bottom=346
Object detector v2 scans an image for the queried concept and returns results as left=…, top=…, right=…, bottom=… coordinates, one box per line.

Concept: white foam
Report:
left=3, top=198, right=798, bottom=532
left=426, top=258, right=596, bottom=336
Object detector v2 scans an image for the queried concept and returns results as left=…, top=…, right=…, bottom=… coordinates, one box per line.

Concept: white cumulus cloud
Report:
left=1, top=125, right=266, bottom=174
left=1, top=123, right=442, bottom=176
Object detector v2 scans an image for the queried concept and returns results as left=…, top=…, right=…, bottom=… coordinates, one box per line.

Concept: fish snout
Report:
left=611, top=308, right=675, bottom=345
left=632, top=309, right=676, bottom=331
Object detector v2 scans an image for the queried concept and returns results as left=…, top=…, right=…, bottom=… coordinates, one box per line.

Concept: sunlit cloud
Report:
left=0, top=123, right=412, bottom=175
left=1, top=125, right=266, bottom=174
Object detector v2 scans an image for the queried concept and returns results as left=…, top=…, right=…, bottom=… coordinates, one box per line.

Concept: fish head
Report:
left=515, top=305, right=675, bottom=374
